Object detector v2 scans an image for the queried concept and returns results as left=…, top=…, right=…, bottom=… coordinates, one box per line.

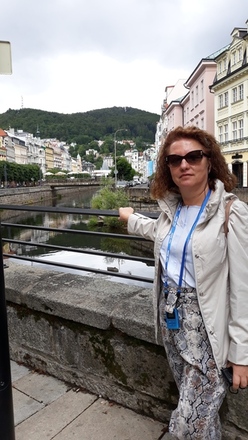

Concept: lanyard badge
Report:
left=164, top=189, right=211, bottom=330
left=165, top=309, right=180, bottom=330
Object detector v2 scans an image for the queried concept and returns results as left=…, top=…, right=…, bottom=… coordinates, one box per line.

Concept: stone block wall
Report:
left=4, top=262, right=248, bottom=439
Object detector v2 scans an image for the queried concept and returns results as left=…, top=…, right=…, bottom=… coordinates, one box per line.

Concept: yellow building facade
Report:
left=44, top=144, right=54, bottom=171
left=211, top=22, right=248, bottom=187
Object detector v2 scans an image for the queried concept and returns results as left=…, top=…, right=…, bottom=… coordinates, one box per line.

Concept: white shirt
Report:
left=160, top=205, right=206, bottom=288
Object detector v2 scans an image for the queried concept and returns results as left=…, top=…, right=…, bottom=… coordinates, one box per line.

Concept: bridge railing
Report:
left=0, top=204, right=159, bottom=284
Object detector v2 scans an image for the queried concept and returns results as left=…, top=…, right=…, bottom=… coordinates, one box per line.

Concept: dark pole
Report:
left=4, top=163, right=7, bottom=188
left=0, top=228, right=15, bottom=440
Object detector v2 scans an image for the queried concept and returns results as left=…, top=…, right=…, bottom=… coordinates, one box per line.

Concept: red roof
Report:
left=0, top=128, right=7, bottom=137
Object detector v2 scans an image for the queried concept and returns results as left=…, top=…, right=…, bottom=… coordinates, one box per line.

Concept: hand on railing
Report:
left=118, top=207, right=134, bottom=223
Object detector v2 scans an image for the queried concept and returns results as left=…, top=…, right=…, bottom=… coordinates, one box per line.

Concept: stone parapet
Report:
left=4, top=262, right=248, bottom=439
left=0, top=185, right=97, bottom=220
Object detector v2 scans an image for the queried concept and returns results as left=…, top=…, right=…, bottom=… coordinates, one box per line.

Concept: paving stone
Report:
left=11, top=360, right=30, bottom=382
left=13, top=370, right=69, bottom=405
left=13, top=387, right=45, bottom=426
left=53, top=398, right=165, bottom=440
left=15, top=389, right=98, bottom=440
left=11, top=361, right=166, bottom=440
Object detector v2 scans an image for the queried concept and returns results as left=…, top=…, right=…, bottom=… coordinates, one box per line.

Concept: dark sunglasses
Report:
left=165, top=150, right=209, bottom=167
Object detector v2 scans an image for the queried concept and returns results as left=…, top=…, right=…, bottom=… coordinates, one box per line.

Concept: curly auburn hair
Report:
left=151, top=126, right=237, bottom=199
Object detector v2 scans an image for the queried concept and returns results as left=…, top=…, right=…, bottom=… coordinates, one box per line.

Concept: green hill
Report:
left=0, top=106, right=159, bottom=145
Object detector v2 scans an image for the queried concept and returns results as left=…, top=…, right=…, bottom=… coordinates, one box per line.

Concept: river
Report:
left=2, top=188, right=155, bottom=288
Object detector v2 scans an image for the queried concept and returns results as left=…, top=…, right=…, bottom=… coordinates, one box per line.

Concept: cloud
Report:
left=0, top=0, right=247, bottom=115
left=1, top=52, right=189, bottom=114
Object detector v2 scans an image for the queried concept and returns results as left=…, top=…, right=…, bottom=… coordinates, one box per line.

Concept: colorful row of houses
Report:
left=155, top=20, right=248, bottom=187
left=88, top=142, right=156, bottom=182
left=0, top=128, right=82, bottom=176
left=0, top=123, right=156, bottom=183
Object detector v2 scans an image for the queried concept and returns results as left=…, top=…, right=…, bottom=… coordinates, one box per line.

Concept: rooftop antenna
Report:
left=36, top=124, right=40, bottom=138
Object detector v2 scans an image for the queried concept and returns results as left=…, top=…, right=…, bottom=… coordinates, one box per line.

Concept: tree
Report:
left=0, top=160, right=41, bottom=185
left=101, top=137, right=113, bottom=155
left=91, top=185, right=128, bottom=210
left=0, top=107, right=159, bottom=144
left=110, top=157, right=135, bottom=181
left=94, top=156, right=103, bottom=170
left=88, top=140, right=99, bottom=151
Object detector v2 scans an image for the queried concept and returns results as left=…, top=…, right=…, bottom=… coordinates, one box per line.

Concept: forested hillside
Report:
left=0, top=106, right=159, bottom=144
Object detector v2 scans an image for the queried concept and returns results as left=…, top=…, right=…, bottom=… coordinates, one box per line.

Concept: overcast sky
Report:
left=0, top=0, right=247, bottom=116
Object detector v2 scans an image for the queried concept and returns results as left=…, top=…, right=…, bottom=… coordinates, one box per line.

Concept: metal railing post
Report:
left=0, top=228, right=15, bottom=440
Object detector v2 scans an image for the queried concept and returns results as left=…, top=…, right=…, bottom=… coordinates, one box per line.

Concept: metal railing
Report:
left=1, top=204, right=158, bottom=284
left=0, top=203, right=159, bottom=439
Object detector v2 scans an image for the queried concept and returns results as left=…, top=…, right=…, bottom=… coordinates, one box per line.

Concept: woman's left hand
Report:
left=229, top=363, right=248, bottom=390
left=118, top=207, right=134, bottom=222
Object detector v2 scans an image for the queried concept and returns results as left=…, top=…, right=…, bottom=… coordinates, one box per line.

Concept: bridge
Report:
left=48, top=180, right=101, bottom=189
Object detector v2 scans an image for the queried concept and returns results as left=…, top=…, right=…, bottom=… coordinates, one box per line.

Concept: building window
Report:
left=219, top=126, right=223, bottom=143
left=201, top=118, right=204, bottom=129
left=238, top=47, right=243, bottom=61
left=232, top=51, right=236, bottom=65
left=218, top=94, right=223, bottom=108
left=232, top=87, right=237, bottom=103
left=191, top=91, right=194, bottom=108
left=232, top=121, right=237, bottom=140
left=238, top=84, right=244, bottom=100
left=219, top=61, right=222, bottom=73
left=196, top=85, right=198, bottom=105
left=200, top=79, right=204, bottom=100
left=223, top=57, right=227, bottom=70
left=238, top=119, right=243, bottom=139
left=224, top=124, right=228, bottom=142
left=224, top=91, right=228, bottom=106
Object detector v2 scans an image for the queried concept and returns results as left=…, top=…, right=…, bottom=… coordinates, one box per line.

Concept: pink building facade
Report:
left=164, top=58, right=217, bottom=135
left=183, top=59, right=217, bottom=133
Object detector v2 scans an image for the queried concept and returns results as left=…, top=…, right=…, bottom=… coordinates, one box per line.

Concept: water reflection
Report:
left=2, top=188, right=155, bottom=287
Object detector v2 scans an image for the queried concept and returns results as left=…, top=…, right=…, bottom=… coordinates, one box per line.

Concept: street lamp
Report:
left=4, top=163, right=7, bottom=188
left=114, top=128, right=127, bottom=188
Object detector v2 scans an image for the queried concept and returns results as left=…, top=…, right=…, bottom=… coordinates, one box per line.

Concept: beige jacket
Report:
left=128, top=180, right=248, bottom=371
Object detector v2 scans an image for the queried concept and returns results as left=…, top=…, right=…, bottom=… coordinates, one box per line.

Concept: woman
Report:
left=119, top=126, right=248, bottom=440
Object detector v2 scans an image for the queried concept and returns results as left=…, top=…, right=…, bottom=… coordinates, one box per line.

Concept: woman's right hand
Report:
left=118, top=207, right=134, bottom=223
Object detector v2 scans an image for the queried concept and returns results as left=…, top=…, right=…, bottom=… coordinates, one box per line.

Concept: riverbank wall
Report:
left=127, top=186, right=248, bottom=209
left=0, top=184, right=96, bottom=221
left=0, top=184, right=247, bottom=216
left=4, top=261, right=248, bottom=440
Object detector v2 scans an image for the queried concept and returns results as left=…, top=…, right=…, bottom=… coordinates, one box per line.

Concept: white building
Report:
left=210, top=20, right=248, bottom=187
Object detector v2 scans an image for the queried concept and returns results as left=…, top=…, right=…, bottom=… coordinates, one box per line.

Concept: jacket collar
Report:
left=157, top=180, right=229, bottom=221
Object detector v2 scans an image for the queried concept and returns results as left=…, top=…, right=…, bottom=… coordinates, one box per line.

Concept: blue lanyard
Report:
left=164, top=189, right=211, bottom=295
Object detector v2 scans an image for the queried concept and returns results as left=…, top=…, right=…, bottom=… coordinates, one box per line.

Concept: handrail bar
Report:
left=1, top=222, right=151, bottom=242
left=1, top=204, right=158, bottom=283
left=0, top=204, right=159, bottom=219
left=3, top=254, right=153, bottom=283
left=2, top=238, right=154, bottom=264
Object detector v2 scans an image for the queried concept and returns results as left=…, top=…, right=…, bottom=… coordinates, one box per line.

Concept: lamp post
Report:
left=114, top=129, right=127, bottom=188
left=4, top=163, right=7, bottom=188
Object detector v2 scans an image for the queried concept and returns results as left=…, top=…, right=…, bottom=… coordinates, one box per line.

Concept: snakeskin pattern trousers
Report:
left=159, top=288, right=227, bottom=439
